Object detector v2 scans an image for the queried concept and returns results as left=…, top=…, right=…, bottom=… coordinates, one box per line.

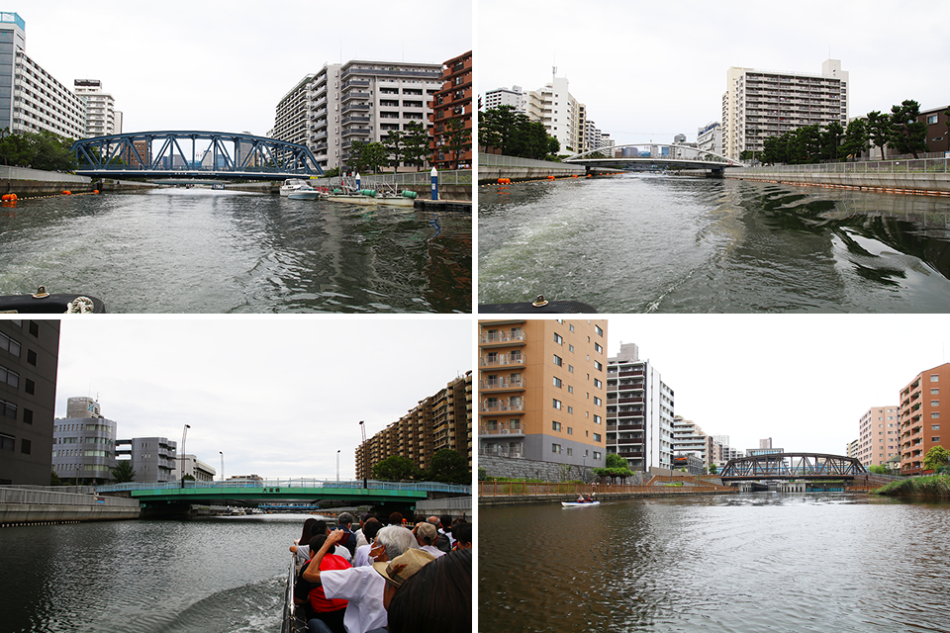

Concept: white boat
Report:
left=561, top=500, right=600, bottom=507
left=279, top=178, right=311, bottom=197
left=287, top=184, right=324, bottom=200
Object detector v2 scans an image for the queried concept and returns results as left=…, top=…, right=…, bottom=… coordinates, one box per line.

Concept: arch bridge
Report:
left=719, top=453, right=868, bottom=482
left=70, top=130, right=324, bottom=180
left=565, top=143, right=746, bottom=174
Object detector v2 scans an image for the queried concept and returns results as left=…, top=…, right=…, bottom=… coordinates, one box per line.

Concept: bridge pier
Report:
left=706, top=168, right=725, bottom=179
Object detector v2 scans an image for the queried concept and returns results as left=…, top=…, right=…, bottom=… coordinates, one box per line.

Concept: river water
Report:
left=478, top=175, right=950, bottom=312
left=0, top=513, right=318, bottom=633
left=0, top=189, right=471, bottom=313
left=479, top=494, right=950, bottom=633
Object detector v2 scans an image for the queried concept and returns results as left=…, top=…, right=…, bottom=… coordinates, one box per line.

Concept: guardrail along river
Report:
left=479, top=494, right=950, bottom=633
left=0, top=189, right=471, bottom=313
left=478, top=174, right=950, bottom=312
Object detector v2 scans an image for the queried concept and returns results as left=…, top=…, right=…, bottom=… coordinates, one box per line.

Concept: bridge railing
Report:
left=96, top=479, right=470, bottom=494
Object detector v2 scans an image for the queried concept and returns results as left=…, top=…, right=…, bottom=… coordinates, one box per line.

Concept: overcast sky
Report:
left=55, top=318, right=472, bottom=481
left=478, top=0, right=950, bottom=147
left=20, top=0, right=472, bottom=136
left=607, top=314, right=949, bottom=456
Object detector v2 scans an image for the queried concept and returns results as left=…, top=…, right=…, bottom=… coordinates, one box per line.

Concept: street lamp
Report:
left=220, top=451, right=224, bottom=483
left=337, top=450, right=341, bottom=482
left=180, top=424, right=191, bottom=488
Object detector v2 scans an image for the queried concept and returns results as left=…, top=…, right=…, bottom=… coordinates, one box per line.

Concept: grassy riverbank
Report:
left=873, top=475, right=950, bottom=499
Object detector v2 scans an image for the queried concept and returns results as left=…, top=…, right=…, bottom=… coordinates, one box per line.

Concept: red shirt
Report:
left=308, top=554, right=351, bottom=612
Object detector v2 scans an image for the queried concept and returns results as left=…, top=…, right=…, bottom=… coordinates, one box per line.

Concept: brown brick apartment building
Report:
left=430, top=50, right=472, bottom=170
left=899, top=363, right=950, bottom=475
left=478, top=319, right=609, bottom=470
left=355, top=371, right=472, bottom=480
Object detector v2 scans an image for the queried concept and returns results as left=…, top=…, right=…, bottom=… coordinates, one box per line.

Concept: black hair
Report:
left=387, top=549, right=471, bottom=633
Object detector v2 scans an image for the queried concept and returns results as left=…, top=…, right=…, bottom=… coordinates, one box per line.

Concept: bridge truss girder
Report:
left=719, top=452, right=868, bottom=480
left=70, top=130, right=324, bottom=178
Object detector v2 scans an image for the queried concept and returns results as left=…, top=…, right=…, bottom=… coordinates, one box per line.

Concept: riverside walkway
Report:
left=478, top=475, right=737, bottom=507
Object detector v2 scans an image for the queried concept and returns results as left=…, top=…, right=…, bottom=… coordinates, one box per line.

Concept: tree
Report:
left=593, top=453, right=635, bottom=484
left=478, top=108, right=501, bottom=152
left=372, top=455, right=419, bottom=481
left=889, top=99, right=928, bottom=159
left=708, top=463, right=718, bottom=475
left=923, top=445, right=950, bottom=473
left=840, top=118, right=870, bottom=161
left=866, top=110, right=892, bottom=161
left=820, top=121, right=845, bottom=162
left=50, top=470, right=63, bottom=486
left=384, top=129, right=407, bottom=173
left=442, top=117, right=471, bottom=170
left=868, top=464, right=889, bottom=474
left=401, top=121, right=429, bottom=171
left=110, top=460, right=136, bottom=483
left=427, top=449, right=469, bottom=484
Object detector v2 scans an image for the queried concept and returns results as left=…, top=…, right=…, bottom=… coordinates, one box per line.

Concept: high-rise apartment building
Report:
left=698, top=121, right=722, bottom=156
left=481, top=86, right=525, bottom=113
left=74, top=79, right=119, bottom=138
left=274, top=59, right=443, bottom=171
left=52, top=397, right=117, bottom=485
left=673, top=416, right=711, bottom=470
left=858, top=406, right=899, bottom=468
left=356, top=372, right=472, bottom=480
left=605, top=342, right=675, bottom=472
left=0, top=320, right=60, bottom=485
left=430, top=50, right=472, bottom=170
left=0, top=13, right=85, bottom=140
left=525, top=75, right=578, bottom=155
left=722, top=59, right=849, bottom=161
left=899, top=363, right=950, bottom=475
left=477, top=320, right=608, bottom=468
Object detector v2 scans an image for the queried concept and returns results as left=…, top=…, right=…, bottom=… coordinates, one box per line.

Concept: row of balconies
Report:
left=480, top=376, right=524, bottom=390
left=480, top=397, right=524, bottom=413
left=480, top=353, right=525, bottom=368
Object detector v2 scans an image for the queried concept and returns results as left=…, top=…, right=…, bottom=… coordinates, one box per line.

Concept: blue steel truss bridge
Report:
left=564, top=143, right=746, bottom=175
left=71, top=131, right=324, bottom=180
left=719, top=453, right=868, bottom=483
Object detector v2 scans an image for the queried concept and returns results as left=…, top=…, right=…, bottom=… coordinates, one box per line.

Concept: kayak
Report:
left=561, top=501, right=600, bottom=507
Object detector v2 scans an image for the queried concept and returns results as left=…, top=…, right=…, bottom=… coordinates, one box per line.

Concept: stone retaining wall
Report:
left=727, top=171, right=950, bottom=194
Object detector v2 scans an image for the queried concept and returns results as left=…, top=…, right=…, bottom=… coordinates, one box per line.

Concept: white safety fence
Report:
left=0, top=165, right=91, bottom=183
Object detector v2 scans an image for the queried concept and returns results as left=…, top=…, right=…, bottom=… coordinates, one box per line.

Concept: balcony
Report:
left=480, top=353, right=526, bottom=368
left=480, top=330, right=526, bottom=346
left=480, top=398, right=525, bottom=414
left=479, top=377, right=525, bottom=391
left=478, top=423, right=525, bottom=437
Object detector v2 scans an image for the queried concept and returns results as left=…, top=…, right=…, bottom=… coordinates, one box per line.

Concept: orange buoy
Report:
left=547, top=175, right=555, bottom=180
left=93, top=190, right=99, bottom=194
left=62, top=190, right=72, bottom=195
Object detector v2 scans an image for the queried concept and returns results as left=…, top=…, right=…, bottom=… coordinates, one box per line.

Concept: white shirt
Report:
left=419, top=544, right=445, bottom=558
left=353, top=543, right=373, bottom=568
left=321, top=565, right=387, bottom=633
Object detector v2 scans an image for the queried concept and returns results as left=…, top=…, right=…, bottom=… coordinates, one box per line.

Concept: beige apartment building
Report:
left=858, top=406, right=900, bottom=468
left=355, top=372, right=472, bottom=480
left=722, top=59, right=849, bottom=161
left=478, top=319, right=608, bottom=469
left=899, top=363, right=950, bottom=475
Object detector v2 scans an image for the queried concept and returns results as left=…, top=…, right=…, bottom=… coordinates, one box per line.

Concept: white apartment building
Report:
left=673, top=416, right=711, bottom=468
left=274, top=60, right=443, bottom=171
left=858, top=405, right=900, bottom=468
left=481, top=85, right=525, bottom=113
left=525, top=76, right=577, bottom=155
left=697, top=121, right=722, bottom=156
left=722, top=59, right=849, bottom=161
left=0, top=12, right=85, bottom=140
left=74, top=79, right=119, bottom=138
left=606, top=342, right=675, bottom=472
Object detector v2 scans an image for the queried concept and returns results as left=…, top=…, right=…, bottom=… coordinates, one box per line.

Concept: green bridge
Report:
left=97, top=479, right=468, bottom=514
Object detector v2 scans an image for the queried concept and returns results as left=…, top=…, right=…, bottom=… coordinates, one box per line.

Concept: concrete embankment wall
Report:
left=479, top=164, right=587, bottom=183
left=727, top=170, right=950, bottom=195
left=0, top=487, right=141, bottom=527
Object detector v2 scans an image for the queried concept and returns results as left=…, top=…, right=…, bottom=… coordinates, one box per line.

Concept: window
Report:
left=593, top=433, right=601, bottom=442
left=569, top=344, right=574, bottom=353
left=552, top=421, right=561, bottom=432
left=933, top=425, right=940, bottom=430
left=933, top=437, right=941, bottom=443
left=552, top=443, right=561, bottom=454
left=595, top=325, right=603, bottom=336
left=553, top=399, right=561, bottom=410
left=567, top=427, right=573, bottom=435
left=23, top=409, right=32, bottom=425
left=932, top=374, right=940, bottom=382
left=594, top=361, right=603, bottom=371
left=594, top=379, right=602, bottom=389
left=568, top=365, right=574, bottom=373
left=0, top=332, right=22, bottom=357
left=1, top=398, right=15, bottom=420
left=933, top=412, right=940, bottom=419
left=554, top=333, right=563, bottom=345
left=27, top=349, right=36, bottom=366
left=553, top=354, right=562, bottom=366
left=25, top=379, right=35, bottom=395
left=593, top=451, right=602, bottom=460
left=567, top=448, right=573, bottom=456
left=928, top=114, right=939, bottom=125
left=567, top=406, right=573, bottom=414
left=595, top=343, right=603, bottom=353
left=932, top=389, right=940, bottom=394
left=0, top=365, right=17, bottom=388
left=28, top=322, right=38, bottom=337
left=0, top=433, right=13, bottom=451
left=21, top=438, right=30, bottom=455
left=569, top=324, right=574, bottom=332
left=594, top=415, right=602, bottom=424
left=568, top=385, right=573, bottom=394
left=594, top=397, right=602, bottom=406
